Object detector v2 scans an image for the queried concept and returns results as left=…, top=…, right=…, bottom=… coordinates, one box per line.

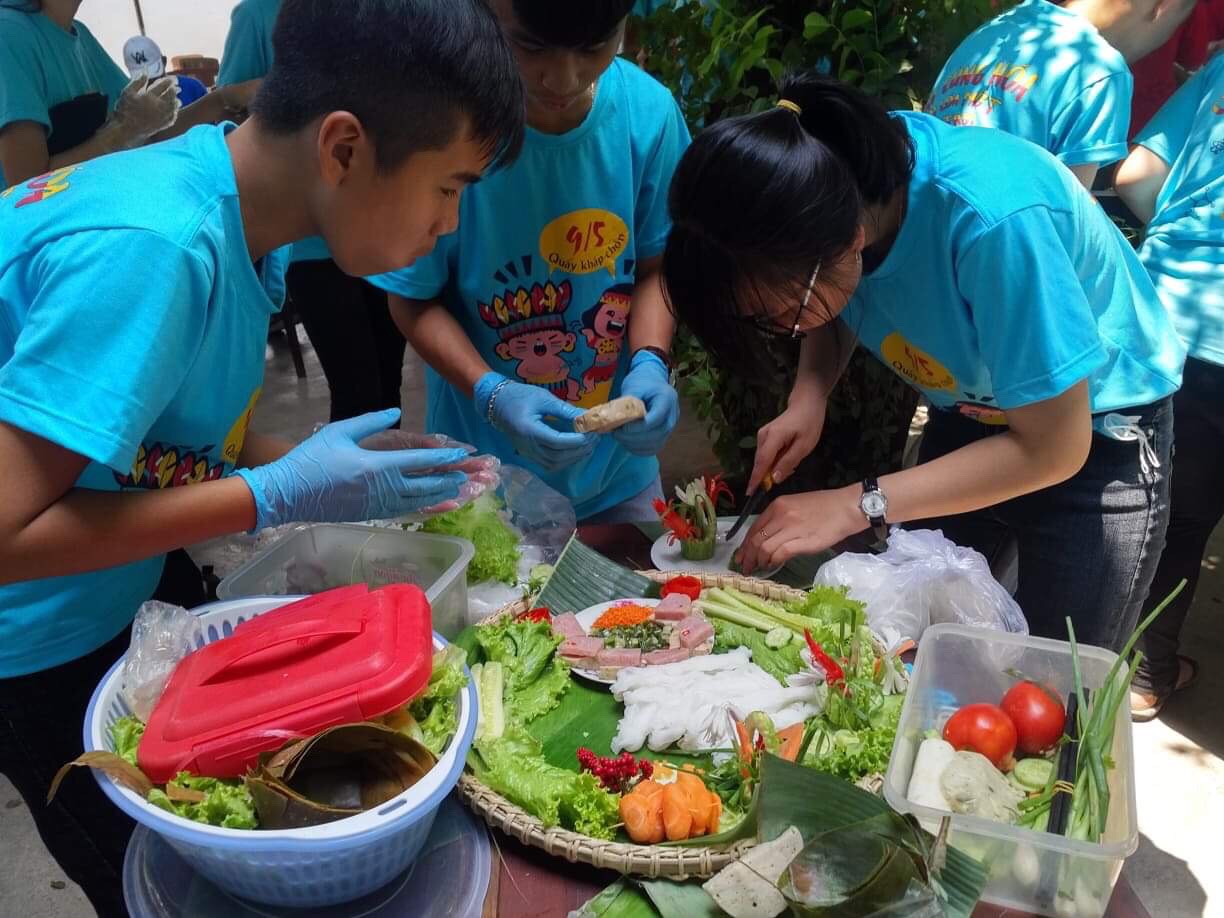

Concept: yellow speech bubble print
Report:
left=539, top=208, right=629, bottom=277
left=222, top=388, right=262, bottom=466
left=880, top=332, right=958, bottom=392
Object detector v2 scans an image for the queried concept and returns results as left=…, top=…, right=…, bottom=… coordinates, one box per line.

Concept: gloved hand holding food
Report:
left=474, top=372, right=596, bottom=472
left=611, top=349, right=679, bottom=455
left=235, top=408, right=470, bottom=530
left=359, top=429, right=502, bottom=513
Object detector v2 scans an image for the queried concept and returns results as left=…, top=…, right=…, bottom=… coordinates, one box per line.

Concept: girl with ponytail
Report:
left=663, top=72, right=1186, bottom=651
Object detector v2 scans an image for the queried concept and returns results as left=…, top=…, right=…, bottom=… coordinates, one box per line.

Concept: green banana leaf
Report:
left=757, top=755, right=986, bottom=918
left=247, top=723, right=436, bottom=829
left=536, top=535, right=659, bottom=615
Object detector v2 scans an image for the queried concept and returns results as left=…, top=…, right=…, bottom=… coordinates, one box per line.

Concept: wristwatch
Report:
left=860, top=478, right=889, bottom=543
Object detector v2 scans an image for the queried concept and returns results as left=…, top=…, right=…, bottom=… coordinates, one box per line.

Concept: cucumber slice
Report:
left=1014, top=757, right=1055, bottom=791
left=1006, top=771, right=1028, bottom=795
left=764, top=627, right=792, bottom=649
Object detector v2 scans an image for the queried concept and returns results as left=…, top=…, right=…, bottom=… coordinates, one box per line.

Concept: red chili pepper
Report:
left=804, top=629, right=845, bottom=688
left=516, top=607, right=552, bottom=624
left=755, top=734, right=766, bottom=752
left=660, top=576, right=703, bottom=601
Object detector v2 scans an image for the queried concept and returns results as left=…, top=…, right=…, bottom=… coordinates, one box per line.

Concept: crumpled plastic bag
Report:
left=119, top=601, right=204, bottom=721
left=814, top=527, right=1027, bottom=643
left=359, top=430, right=502, bottom=519
left=463, top=465, right=577, bottom=626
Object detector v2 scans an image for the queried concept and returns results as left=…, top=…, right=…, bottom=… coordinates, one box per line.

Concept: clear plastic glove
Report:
left=359, top=429, right=501, bottom=513
left=474, top=372, right=596, bottom=472
left=100, top=74, right=181, bottom=150
left=612, top=350, right=679, bottom=456
left=234, top=408, right=469, bottom=530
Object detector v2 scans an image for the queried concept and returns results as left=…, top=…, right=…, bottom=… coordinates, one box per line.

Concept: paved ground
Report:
left=2, top=335, right=1220, bottom=917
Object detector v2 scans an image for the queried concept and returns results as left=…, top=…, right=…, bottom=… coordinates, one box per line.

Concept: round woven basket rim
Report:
left=459, top=569, right=803, bottom=878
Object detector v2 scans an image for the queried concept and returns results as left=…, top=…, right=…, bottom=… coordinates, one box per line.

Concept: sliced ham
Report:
left=551, top=612, right=585, bottom=640
left=596, top=648, right=642, bottom=669
left=559, top=636, right=605, bottom=659
left=644, top=647, right=690, bottom=666
left=654, top=594, right=692, bottom=621
left=677, top=615, right=715, bottom=649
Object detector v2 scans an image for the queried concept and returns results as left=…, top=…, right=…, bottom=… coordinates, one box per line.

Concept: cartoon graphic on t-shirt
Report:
left=578, top=283, right=632, bottom=401
left=955, top=392, right=1007, bottom=425
left=479, top=278, right=582, bottom=402
left=2, top=166, right=76, bottom=209
left=115, top=442, right=227, bottom=489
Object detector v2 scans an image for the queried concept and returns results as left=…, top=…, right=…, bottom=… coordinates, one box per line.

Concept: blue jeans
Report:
left=582, top=478, right=666, bottom=525
left=913, top=398, right=1173, bottom=653
left=1134, top=359, right=1224, bottom=695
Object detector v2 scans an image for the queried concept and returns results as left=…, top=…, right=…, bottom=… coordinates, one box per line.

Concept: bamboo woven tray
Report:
left=457, top=570, right=806, bottom=878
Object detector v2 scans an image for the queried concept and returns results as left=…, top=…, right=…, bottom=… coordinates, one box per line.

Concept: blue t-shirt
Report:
left=175, top=75, right=209, bottom=107
left=1134, top=55, right=1224, bottom=367
left=370, top=61, right=690, bottom=519
left=0, top=7, right=130, bottom=187
left=926, top=0, right=1131, bottom=166
left=840, top=112, right=1183, bottom=426
left=0, top=125, right=291, bottom=677
left=216, top=0, right=328, bottom=264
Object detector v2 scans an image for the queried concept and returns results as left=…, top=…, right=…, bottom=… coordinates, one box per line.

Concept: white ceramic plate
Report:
left=650, top=518, right=781, bottom=578
left=567, top=598, right=661, bottom=686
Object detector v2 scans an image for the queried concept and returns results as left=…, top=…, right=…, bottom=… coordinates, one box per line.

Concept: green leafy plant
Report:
left=633, top=0, right=995, bottom=490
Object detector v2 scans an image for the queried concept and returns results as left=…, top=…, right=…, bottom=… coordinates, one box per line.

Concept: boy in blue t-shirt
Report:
left=370, top=0, right=691, bottom=522
left=217, top=0, right=410, bottom=423
left=1117, top=55, right=1224, bottom=717
left=926, top=0, right=1194, bottom=188
left=0, top=2, right=523, bottom=914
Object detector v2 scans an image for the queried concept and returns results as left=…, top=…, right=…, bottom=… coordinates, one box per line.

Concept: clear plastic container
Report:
left=884, top=624, right=1137, bottom=918
left=216, top=525, right=474, bottom=639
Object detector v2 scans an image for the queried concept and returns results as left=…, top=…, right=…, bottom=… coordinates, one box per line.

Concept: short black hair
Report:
left=663, top=72, right=913, bottom=362
left=253, top=0, right=524, bottom=173
left=511, top=0, right=634, bottom=49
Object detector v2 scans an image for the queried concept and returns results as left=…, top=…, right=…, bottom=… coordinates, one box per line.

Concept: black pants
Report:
left=0, top=550, right=205, bottom=918
left=914, top=399, right=1173, bottom=653
left=286, top=259, right=407, bottom=422
left=1134, top=357, right=1224, bottom=695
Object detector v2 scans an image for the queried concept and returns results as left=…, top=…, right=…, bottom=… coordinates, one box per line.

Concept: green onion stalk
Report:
left=1065, top=580, right=1186, bottom=843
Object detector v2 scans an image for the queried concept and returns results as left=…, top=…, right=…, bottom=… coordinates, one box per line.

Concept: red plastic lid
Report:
left=138, top=585, right=433, bottom=783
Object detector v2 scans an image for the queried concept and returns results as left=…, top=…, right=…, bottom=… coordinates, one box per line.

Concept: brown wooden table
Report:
left=481, top=524, right=1150, bottom=918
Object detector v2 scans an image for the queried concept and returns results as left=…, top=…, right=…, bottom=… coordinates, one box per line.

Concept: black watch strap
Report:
left=861, top=477, right=889, bottom=542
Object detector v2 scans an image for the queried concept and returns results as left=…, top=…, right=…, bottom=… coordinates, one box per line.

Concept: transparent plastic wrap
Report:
left=461, top=465, right=577, bottom=625
left=119, top=601, right=204, bottom=721
left=358, top=430, right=502, bottom=518
left=814, top=528, right=1028, bottom=643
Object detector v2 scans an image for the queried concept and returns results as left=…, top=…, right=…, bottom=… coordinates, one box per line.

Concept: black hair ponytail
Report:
left=662, top=72, right=913, bottom=362
left=775, top=72, right=914, bottom=207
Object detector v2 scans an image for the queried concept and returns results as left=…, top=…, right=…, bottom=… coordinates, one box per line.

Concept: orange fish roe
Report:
left=593, top=603, right=654, bottom=630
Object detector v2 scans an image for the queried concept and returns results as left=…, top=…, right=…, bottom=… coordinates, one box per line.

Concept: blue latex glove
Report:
left=473, top=372, right=597, bottom=472
left=235, top=408, right=469, bottom=530
left=613, top=350, right=679, bottom=456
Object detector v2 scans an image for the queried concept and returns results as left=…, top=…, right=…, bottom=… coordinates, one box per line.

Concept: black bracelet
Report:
left=633, top=345, right=674, bottom=371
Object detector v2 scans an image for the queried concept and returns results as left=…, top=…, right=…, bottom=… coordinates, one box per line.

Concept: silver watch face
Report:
left=861, top=490, right=888, bottom=519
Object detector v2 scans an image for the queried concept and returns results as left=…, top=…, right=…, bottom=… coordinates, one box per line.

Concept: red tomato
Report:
left=660, top=576, right=703, bottom=601
left=1000, top=681, right=1066, bottom=754
left=942, top=703, right=1018, bottom=768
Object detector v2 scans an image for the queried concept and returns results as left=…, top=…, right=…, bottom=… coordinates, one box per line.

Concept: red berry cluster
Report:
left=576, top=747, right=654, bottom=793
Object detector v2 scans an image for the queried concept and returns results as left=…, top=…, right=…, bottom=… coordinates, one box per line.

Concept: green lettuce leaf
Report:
left=475, top=618, right=570, bottom=724
left=468, top=727, right=620, bottom=840
left=420, top=493, right=521, bottom=584
left=801, top=694, right=903, bottom=782
left=408, top=645, right=469, bottom=754
left=109, top=715, right=145, bottom=767
left=712, top=620, right=804, bottom=685
left=149, top=772, right=258, bottom=830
